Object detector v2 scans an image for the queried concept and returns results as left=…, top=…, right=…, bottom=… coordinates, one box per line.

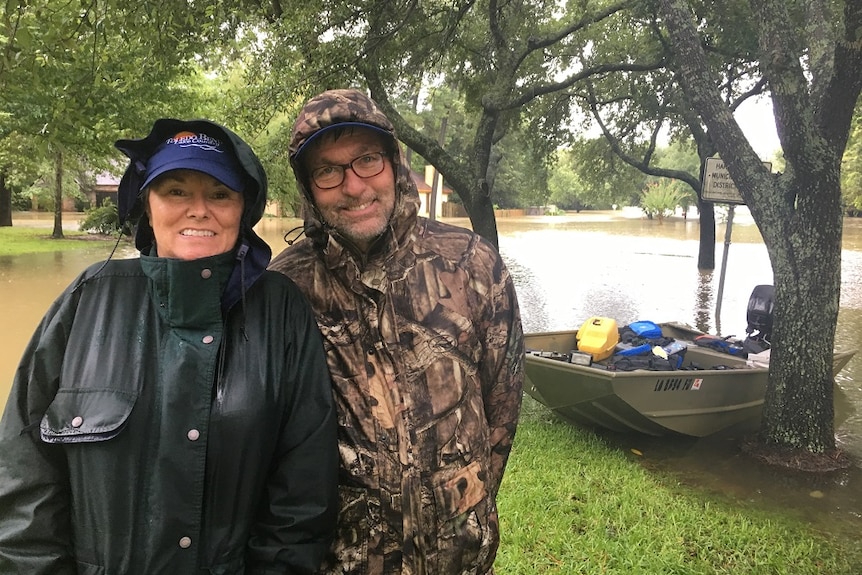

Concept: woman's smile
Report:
left=146, top=169, right=244, bottom=260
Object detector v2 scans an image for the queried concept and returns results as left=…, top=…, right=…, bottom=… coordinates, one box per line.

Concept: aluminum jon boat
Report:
left=523, top=322, right=858, bottom=437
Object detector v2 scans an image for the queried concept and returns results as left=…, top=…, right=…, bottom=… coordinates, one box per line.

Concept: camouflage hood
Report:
left=289, top=89, right=420, bottom=250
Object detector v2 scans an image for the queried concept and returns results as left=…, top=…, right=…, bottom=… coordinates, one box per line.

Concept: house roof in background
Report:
left=410, top=169, right=452, bottom=195
left=95, top=172, right=121, bottom=186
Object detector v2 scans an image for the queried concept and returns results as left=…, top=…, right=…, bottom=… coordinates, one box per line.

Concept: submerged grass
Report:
left=496, top=396, right=862, bottom=574
left=0, top=226, right=113, bottom=256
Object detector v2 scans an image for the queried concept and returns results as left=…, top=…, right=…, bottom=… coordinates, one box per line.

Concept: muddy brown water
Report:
left=3, top=211, right=862, bottom=539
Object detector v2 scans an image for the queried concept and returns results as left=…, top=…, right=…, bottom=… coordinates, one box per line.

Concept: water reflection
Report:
left=694, top=270, right=715, bottom=333
left=496, top=227, right=775, bottom=339
left=836, top=308, right=862, bottom=456
left=612, top=429, right=862, bottom=541
left=502, top=258, right=549, bottom=334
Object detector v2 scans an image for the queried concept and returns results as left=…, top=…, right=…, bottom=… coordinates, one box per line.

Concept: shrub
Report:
left=79, top=199, right=122, bottom=235
left=640, top=182, right=686, bottom=221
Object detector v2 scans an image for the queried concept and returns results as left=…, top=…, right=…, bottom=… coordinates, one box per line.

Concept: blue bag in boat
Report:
left=627, top=321, right=663, bottom=339
left=615, top=343, right=653, bottom=356
left=694, top=334, right=747, bottom=358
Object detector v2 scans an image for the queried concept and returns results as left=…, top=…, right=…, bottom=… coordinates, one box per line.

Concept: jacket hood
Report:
left=288, top=89, right=420, bottom=250
left=115, top=118, right=272, bottom=312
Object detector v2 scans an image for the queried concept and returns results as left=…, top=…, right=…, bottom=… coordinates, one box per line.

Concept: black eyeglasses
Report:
left=310, top=151, right=389, bottom=189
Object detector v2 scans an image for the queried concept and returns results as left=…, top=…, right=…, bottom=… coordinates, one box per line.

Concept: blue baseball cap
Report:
left=293, top=121, right=393, bottom=159
left=141, top=130, right=246, bottom=192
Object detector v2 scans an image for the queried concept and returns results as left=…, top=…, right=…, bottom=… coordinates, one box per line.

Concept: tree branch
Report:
left=817, top=0, right=862, bottom=152
left=749, top=0, right=813, bottom=164
left=505, top=59, right=666, bottom=111
left=658, top=0, right=768, bottom=193
left=584, top=82, right=701, bottom=190
left=363, top=65, right=476, bottom=204
left=520, top=0, right=634, bottom=53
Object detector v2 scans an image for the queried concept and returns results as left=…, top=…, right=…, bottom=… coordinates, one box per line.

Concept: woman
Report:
left=0, top=119, right=338, bottom=574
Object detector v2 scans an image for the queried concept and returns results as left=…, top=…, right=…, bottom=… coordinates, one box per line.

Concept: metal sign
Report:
left=702, top=157, right=772, bottom=205
left=702, top=157, right=745, bottom=204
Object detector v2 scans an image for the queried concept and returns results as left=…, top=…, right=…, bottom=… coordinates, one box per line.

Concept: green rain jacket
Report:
left=0, top=120, right=338, bottom=574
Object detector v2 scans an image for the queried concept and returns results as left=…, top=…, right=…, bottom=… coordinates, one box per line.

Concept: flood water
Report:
left=3, top=211, right=862, bottom=538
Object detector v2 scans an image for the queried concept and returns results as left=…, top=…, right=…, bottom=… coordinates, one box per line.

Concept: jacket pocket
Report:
left=324, top=485, right=369, bottom=574
left=431, top=460, right=497, bottom=573
left=40, top=388, right=137, bottom=444
left=432, top=460, right=488, bottom=521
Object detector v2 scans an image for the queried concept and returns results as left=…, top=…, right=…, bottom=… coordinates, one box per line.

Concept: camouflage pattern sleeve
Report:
left=475, top=243, right=525, bottom=496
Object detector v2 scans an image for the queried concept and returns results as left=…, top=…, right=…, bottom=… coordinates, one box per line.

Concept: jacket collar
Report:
left=140, top=250, right=236, bottom=327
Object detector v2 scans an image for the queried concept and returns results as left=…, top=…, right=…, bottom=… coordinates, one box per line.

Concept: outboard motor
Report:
left=744, top=284, right=774, bottom=353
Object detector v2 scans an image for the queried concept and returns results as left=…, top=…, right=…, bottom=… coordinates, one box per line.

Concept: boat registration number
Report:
left=654, top=377, right=704, bottom=391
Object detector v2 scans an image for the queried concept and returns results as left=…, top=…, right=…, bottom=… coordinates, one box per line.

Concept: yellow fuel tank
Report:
left=577, top=316, right=620, bottom=361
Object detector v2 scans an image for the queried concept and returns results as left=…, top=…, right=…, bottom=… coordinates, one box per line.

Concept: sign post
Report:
left=701, top=157, right=769, bottom=334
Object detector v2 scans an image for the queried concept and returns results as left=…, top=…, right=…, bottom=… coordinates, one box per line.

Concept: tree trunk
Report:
left=696, top=199, right=716, bottom=269
left=0, top=169, right=12, bottom=227
left=658, top=0, right=860, bottom=464
left=363, top=65, right=508, bottom=250
left=695, top=140, right=718, bottom=270
left=463, top=192, right=499, bottom=249
left=428, top=116, right=448, bottom=221
left=759, top=172, right=843, bottom=452
left=52, top=149, right=64, bottom=239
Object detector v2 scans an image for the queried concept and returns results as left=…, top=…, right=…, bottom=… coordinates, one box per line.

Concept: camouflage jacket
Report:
left=269, top=89, right=524, bottom=575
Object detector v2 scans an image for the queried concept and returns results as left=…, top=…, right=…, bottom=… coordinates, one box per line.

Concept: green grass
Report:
left=0, top=226, right=115, bottom=256
left=496, top=396, right=862, bottom=574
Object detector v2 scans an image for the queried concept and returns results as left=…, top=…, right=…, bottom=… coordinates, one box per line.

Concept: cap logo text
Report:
left=166, top=131, right=224, bottom=153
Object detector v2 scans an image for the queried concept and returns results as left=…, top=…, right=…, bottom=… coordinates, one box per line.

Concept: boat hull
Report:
left=524, top=325, right=857, bottom=437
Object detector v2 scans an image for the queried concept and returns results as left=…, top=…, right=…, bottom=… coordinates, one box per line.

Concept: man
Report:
left=269, top=89, right=524, bottom=575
